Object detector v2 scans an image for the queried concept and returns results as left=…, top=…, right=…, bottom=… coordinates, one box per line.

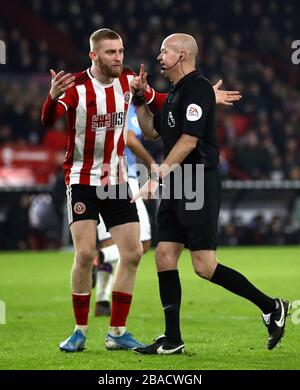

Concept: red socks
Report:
left=72, top=293, right=91, bottom=325
left=110, top=291, right=132, bottom=327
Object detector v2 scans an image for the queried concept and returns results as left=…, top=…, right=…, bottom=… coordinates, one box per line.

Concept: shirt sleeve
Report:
left=153, top=111, right=162, bottom=134
left=182, top=80, right=215, bottom=138
left=57, top=88, right=76, bottom=111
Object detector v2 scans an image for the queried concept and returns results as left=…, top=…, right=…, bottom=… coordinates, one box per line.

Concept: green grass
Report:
left=0, top=247, right=300, bottom=370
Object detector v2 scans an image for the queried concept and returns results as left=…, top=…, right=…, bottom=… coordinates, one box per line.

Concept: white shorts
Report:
left=97, top=178, right=151, bottom=242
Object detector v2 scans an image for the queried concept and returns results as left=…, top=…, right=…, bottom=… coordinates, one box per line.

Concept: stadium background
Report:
left=0, top=0, right=300, bottom=371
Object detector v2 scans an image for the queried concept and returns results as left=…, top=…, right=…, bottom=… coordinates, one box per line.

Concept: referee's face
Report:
left=157, top=41, right=180, bottom=79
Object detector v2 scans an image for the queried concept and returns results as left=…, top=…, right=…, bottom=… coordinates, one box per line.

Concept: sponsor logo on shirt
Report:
left=92, top=112, right=125, bottom=131
left=186, top=104, right=202, bottom=121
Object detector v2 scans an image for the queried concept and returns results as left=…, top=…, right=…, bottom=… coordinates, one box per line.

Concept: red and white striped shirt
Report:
left=42, top=68, right=167, bottom=186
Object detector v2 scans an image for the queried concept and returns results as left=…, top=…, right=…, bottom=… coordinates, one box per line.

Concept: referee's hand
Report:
left=213, top=79, right=242, bottom=105
left=130, top=179, right=159, bottom=203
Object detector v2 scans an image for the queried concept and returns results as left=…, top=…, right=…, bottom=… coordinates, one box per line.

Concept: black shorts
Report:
left=66, top=183, right=139, bottom=230
left=157, top=168, right=221, bottom=251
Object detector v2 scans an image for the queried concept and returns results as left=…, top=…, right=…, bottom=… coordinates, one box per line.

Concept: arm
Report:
left=134, top=104, right=160, bottom=140
left=213, top=79, right=241, bottom=105
left=41, top=94, right=66, bottom=126
left=131, top=134, right=198, bottom=202
left=130, top=64, right=160, bottom=140
left=127, top=130, right=156, bottom=170
left=159, top=134, right=198, bottom=178
left=41, top=69, right=75, bottom=126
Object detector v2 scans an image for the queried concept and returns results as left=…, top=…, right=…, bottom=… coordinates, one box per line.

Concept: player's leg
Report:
left=104, top=221, right=145, bottom=349
left=60, top=219, right=97, bottom=352
left=60, top=184, right=99, bottom=352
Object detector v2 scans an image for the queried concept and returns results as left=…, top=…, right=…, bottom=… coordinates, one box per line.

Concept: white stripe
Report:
left=109, top=78, right=130, bottom=184
left=90, top=80, right=108, bottom=185
left=66, top=185, right=73, bottom=224
left=69, top=85, right=87, bottom=185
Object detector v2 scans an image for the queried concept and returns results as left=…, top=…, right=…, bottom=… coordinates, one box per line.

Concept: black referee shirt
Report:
left=154, top=70, right=219, bottom=168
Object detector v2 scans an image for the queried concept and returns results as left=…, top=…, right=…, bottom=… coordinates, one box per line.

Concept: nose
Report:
left=157, top=53, right=162, bottom=61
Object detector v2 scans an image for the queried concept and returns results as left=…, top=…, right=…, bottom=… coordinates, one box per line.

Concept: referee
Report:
left=131, top=33, right=289, bottom=354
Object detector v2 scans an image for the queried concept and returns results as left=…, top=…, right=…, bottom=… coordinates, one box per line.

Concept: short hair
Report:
left=90, top=28, right=121, bottom=50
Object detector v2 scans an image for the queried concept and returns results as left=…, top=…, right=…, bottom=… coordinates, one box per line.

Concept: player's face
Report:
left=92, top=39, right=124, bottom=78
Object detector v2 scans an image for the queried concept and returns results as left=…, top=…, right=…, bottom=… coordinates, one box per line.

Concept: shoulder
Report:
left=122, top=65, right=136, bottom=77
left=72, top=70, right=90, bottom=86
left=183, top=73, right=214, bottom=94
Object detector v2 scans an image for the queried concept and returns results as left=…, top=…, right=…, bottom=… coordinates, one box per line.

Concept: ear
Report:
left=89, top=51, right=95, bottom=60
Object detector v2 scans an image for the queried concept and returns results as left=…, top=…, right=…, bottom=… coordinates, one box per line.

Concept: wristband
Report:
left=132, top=94, right=146, bottom=107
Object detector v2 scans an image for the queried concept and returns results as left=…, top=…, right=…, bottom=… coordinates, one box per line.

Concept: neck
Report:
left=90, top=64, right=114, bottom=84
left=171, top=65, right=196, bottom=84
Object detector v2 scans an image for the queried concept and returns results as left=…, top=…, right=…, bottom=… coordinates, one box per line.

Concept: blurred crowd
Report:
left=1, top=0, right=300, bottom=248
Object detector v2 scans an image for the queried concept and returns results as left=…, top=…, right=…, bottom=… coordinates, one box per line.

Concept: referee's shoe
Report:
left=262, top=298, right=291, bottom=350
left=133, top=335, right=184, bottom=355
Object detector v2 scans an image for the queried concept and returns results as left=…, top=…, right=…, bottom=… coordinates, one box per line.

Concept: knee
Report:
left=155, top=248, right=177, bottom=271
left=193, top=257, right=217, bottom=280
left=122, top=245, right=143, bottom=268
left=75, top=248, right=95, bottom=268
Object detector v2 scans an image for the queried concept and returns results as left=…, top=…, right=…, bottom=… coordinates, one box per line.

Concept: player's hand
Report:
left=130, top=179, right=159, bottom=203
left=213, top=79, right=242, bottom=106
left=130, top=64, right=148, bottom=97
left=49, top=69, right=75, bottom=100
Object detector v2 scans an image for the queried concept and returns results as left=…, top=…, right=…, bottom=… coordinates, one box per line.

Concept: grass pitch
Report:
left=0, top=247, right=299, bottom=370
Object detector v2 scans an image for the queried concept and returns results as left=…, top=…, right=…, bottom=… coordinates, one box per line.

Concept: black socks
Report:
left=158, top=270, right=182, bottom=343
left=211, top=263, right=276, bottom=314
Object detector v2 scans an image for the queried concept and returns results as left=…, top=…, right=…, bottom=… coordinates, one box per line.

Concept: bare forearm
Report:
left=159, top=134, right=197, bottom=178
left=135, top=104, right=156, bottom=140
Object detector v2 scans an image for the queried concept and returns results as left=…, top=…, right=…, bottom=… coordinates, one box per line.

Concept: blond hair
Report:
left=90, top=28, right=121, bottom=50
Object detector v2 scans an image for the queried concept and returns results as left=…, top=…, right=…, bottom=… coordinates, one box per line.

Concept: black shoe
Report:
left=262, top=298, right=290, bottom=350
left=133, top=335, right=184, bottom=355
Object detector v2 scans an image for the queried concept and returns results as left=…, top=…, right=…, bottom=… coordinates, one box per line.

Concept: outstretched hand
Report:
left=213, top=79, right=242, bottom=106
left=49, top=69, right=75, bottom=100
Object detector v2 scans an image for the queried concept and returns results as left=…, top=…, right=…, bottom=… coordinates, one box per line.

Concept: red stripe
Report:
left=79, top=80, right=97, bottom=185
left=117, top=75, right=130, bottom=184
left=100, top=86, right=116, bottom=186
left=63, top=89, right=79, bottom=185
